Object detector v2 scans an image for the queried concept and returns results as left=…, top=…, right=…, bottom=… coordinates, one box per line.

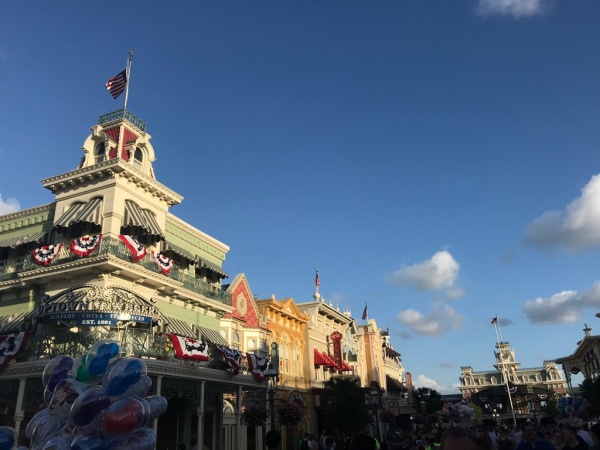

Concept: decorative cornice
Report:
left=166, top=214, right=229, bottom=253
left=0, top=203, right=54, bottom=222
left=41, top=158, right=183, bottom=206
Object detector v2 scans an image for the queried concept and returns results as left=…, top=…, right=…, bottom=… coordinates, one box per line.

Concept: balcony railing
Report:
left=0, top=236, right=231, bottom=305
left=98, top=109, right=146, bottom=132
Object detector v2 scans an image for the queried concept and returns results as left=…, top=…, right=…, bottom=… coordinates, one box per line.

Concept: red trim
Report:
left=313, top=348, right=336, bottom=367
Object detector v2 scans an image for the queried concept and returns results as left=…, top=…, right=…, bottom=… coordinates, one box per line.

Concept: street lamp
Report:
left=265, top=342, right=279, bottom=431
left=492, top=409, right=500, bottom=426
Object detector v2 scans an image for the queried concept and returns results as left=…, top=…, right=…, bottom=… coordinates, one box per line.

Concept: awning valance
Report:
left=384, top=346, right=401, bottom=358
left=123, top=200, right=164, bottom=240
left=0, top=230, right=47, bottom=248
left=54, top=197, right=103, bottom=229
left=195, top=325, right=228, bottom=346
left=340, top=361, right=353, bottom=372
left=196, top=256, right=228, bottom=278
left=165, top=241, right=195, bottom=262
left=165, top=317, right=196, bottom=339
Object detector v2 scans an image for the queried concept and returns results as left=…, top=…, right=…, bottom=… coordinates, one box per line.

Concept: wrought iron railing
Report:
left=98, top=109, right=146, bottom=132
left=0, top=236, right=231, bottom=305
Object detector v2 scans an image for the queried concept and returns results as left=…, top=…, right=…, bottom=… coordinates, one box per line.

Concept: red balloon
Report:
left=101, top=399, right=145, bottom=439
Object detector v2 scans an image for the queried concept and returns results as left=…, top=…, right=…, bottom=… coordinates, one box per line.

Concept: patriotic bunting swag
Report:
left=214, top=344, right=243, bottom=375
left=247, top=353, right=270, bottom=382
left=32, top=244, right=62, bottom=266
left=119, top=235, right=147, bottom=262
left=71, top=235, right=102, bottom=257
left=168, top=334, right=209, bottom=361
left=0, top=331, right=31, bottom=371
left=153, top=252, right=174, bottom=275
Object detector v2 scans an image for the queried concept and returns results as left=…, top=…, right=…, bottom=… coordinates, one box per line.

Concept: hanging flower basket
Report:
left=242, top=404, right=267, bottom=427
left=277, top=401, right=305, bottom=426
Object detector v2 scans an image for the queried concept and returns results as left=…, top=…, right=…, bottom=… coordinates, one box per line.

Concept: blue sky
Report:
left=1, top=0, right=600, bottom=393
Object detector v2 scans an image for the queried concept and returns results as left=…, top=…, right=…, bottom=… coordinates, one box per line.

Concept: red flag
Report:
left=106, top=70, right=127, bottom=99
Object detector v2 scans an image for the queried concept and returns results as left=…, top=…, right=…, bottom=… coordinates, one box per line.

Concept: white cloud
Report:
left=525, top=174, right=600, bottom=251
left=386, top=250, right=463, bottom=298
left=0, top=194, right=20, bottom=215
left=522, top=282, right=600, bottom=324
left=476, top=0, right=550, bottom=18
left=396, top=304, right=464, bottom=336
left=413, top=374, right=454, bottom=394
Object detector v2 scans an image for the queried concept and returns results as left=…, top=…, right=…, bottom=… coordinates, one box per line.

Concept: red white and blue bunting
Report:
left=153, top=251, right=174, bottom=275
left=32, top=244, right=62, bottom=266
left=0, top=331, right=31, bottom=371
left=168, top=334, right=209, bottom=361
left=71, top=235, right=102, bottom=257
left=247, top=353, right=270, bottom=382
left=118, top=235, right=147, bottom=263
left=214, top=344, right=243, bottom=375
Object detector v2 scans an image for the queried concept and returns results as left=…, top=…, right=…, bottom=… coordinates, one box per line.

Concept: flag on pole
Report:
left=491, top=316, right=498, bottom=325
left=362, top=303, right=368, bottom=320
left=315, top=270, right=320, bottom=287
left=106, top=70, right=128, bottom=99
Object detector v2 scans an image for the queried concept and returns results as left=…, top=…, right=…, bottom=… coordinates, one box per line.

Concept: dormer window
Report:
left=133, top=147, right=143, bottom=169
left=94, top=143, right=106, bottom=164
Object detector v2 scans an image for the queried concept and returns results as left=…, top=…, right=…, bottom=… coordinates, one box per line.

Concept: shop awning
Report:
left=314, top=348, right=336, bottom=367
left=0, top=230, right=47, bottom=248
left=195, top=325, right=228, bottom=346
left=196, top=256, right=228, bottom=278
left=54, top=197, right=103, bottom=229
left=386, top=375, right=407, bottom=392
left=340, top=361, right=353, bottom=372
left=165, top=241, right=195, bottom=262
left=165, top=317, right=196, bottom=339
left=0, top=311, right=35, bottom=334
left=123, top=200, right=164, bottom=240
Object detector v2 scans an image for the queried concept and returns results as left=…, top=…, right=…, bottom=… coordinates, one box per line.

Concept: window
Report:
left=133, top=147, right=143, bottom=169
left=95, top=142, right=106, bottom=164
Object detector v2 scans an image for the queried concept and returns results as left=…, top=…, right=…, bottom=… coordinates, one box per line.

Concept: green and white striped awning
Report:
left=195, top=325, right=228, bottom=346
left=54, top=197, right=103, bottom=229
left=0, top=230, right=48, bottom=248
left=196, top=257, right=228, bottom=278
left=165, top=241, right=195, bottom=262
left=165, top=317, right=196, bottom=339
left=123, top=200, right=164, bottom=240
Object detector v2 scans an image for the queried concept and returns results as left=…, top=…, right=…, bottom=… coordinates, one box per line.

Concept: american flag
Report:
left=106, top=70, right=127, bottom=99
left=315, top=270, right=320, bottom=287
left=362, top=303, right=368, bottom=320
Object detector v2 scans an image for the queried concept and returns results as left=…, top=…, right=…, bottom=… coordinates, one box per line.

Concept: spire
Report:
left=584, top=322, right=592, bottom=337
left=313, top=269, right=321, bottom=301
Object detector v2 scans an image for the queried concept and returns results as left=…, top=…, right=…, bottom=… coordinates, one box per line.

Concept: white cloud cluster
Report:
left=386, top=250, right=463, bottom=298
left=525, top=174, right=600, bottom=251
left=0, top=194, right=20, bottom=215
left=476, top=0, right=549, bottom=18
left=396, top=304, right=464, bottom=336
left=412, top=374, right=452, bottom=394
left=522, top=282, right=600, bottom=324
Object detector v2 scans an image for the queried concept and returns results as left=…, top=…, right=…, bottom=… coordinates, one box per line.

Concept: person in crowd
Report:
left=440, top=427, right=493, bottom=450
left=588, top=424, right=600, bottom=450
left=579, top=426, right=594, bottom=447
left=324, top=437, right=335, bottom=450
left=266, top=429, right=282, bottom=450
left=562, top=425, right=588, bottom=450
left=350, top=433, right=377, bottom=450
left=552, top=428, right=566, bottom=450
left=299, top=432, right=312, bottom=450
left=496, top=427, right=515, bottom=450
left=514, top=423, right=557, bottom=450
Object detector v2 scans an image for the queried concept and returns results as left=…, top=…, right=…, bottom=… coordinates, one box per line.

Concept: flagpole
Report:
left=123, top=50, right=134, bottom=110
left=493, top=316, right=517, bottom=427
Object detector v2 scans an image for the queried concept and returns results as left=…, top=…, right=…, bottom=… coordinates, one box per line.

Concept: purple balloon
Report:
left=42, top=356, right=75, bottom=393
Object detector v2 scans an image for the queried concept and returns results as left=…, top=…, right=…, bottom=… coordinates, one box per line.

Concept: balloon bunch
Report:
left=440, top=401, right=475, bottom=424
left=557, top=396, right=590, bottom=419
left=0, top=341, right=168, bottom=450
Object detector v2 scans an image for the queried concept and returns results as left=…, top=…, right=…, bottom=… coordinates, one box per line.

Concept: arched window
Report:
left=133, top=147, right=143, bottom=169
left=95, top=142, right=106, bottom=164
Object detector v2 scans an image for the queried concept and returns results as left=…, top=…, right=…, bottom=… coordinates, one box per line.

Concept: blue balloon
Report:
left=43, top=436, right=70, bottom=450
left=0, top=426, right=16, bottom=450
left=103, top=358, right=147, bottom=398
left=145, top=395, right=168, bottom=420
left=115, top=428, right=156, bottom=450
left=87, top=357, right=109, bottom=377
left=107, top=343, right=120, bottom=358
left=70, top=388, right=113, bottom=429
left=71, top=434, right=115, bottom=450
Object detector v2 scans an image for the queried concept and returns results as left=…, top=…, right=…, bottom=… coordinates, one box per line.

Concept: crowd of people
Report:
left=269, top=421, right=600, bottom=450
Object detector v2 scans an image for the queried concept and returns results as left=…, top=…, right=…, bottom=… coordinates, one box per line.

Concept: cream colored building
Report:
left=556, top=323, right=600, bottom=394
left=0, top=109, right=264, bottom=450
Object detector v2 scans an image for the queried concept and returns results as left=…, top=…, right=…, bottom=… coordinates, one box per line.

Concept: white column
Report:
left=197, top=381, right=206, bottom=450
left=236, top=385, right=243, bottom=450
left=153, top=375, right=163, bottom=437
left=14, top=378, right=27, bottom=437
